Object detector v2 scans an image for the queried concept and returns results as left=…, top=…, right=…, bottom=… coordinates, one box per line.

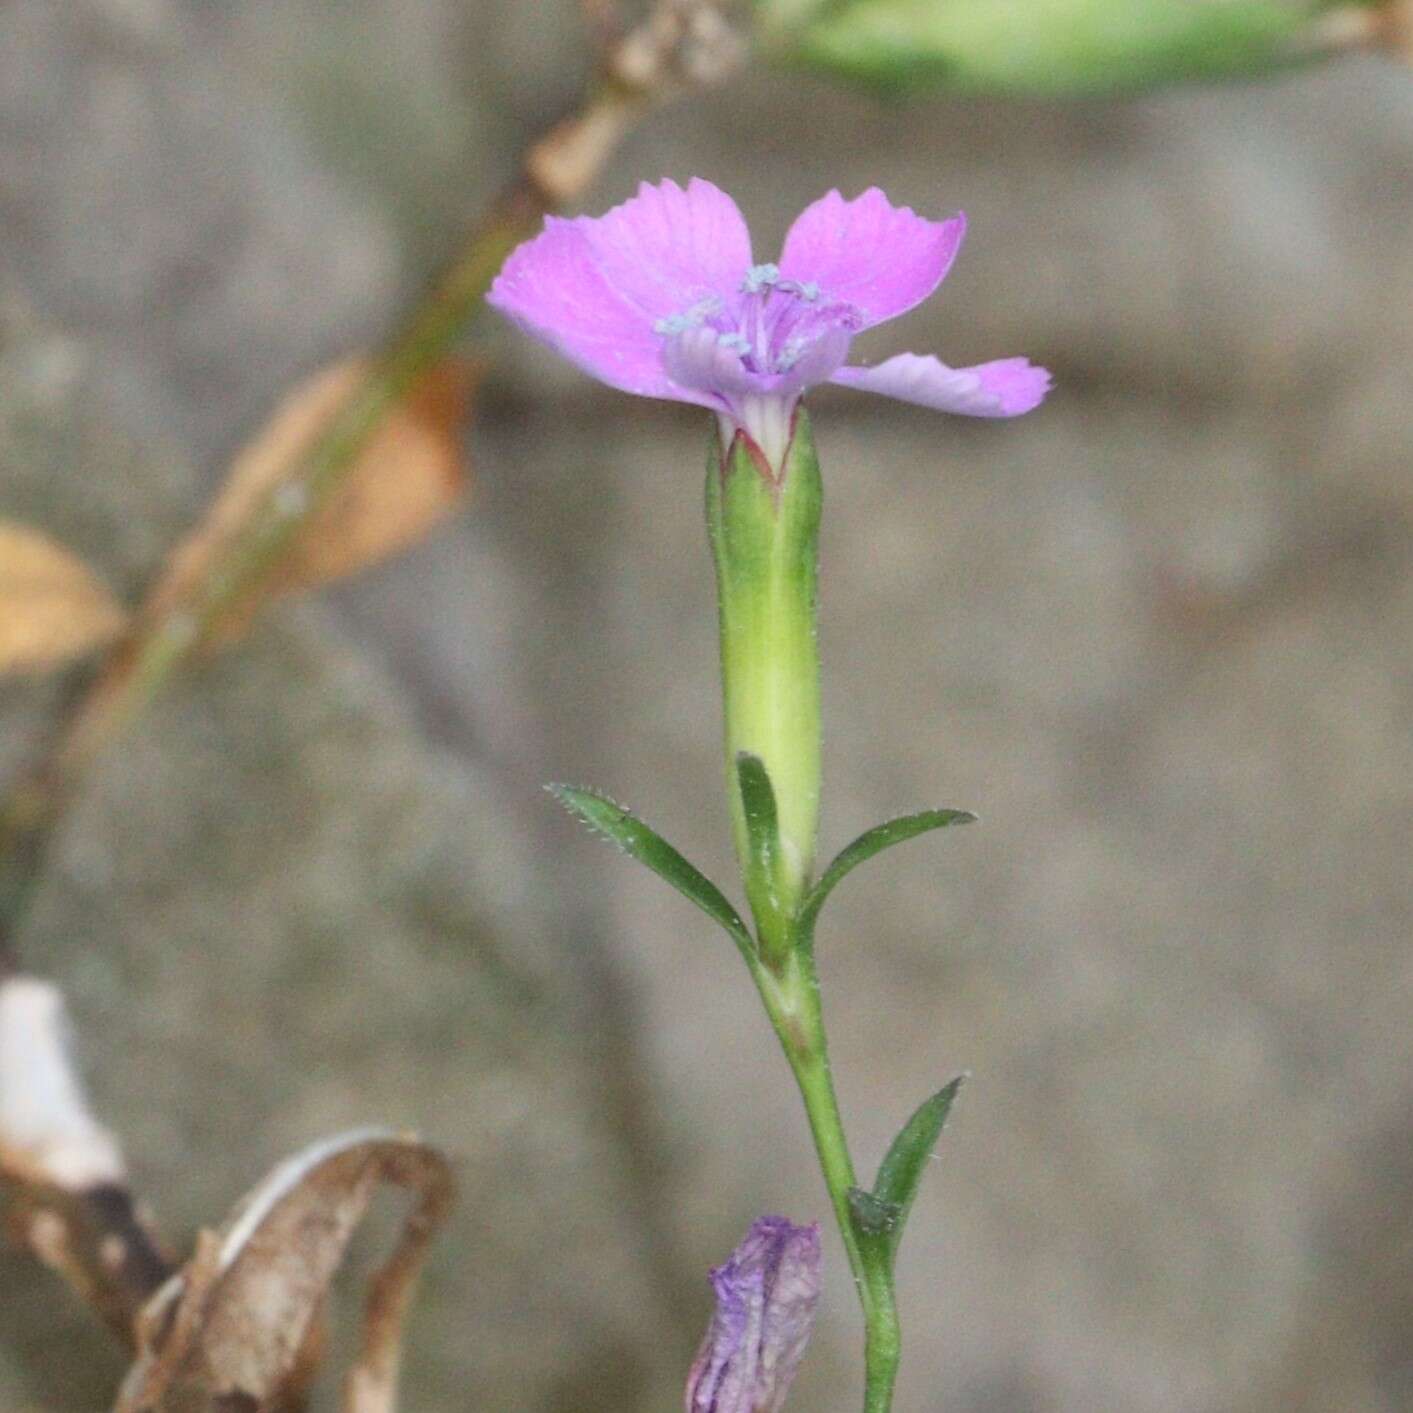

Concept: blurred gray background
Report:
left=1, top=1, right=1411, bottom=1410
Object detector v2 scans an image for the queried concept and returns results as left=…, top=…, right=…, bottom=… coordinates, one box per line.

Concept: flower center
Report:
left=654, top=264, right=861, bottom=382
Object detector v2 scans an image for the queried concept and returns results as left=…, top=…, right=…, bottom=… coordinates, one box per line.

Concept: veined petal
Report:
left=488, top=217, right=702, bottom=402
left=831, top=353, right=1051, bottom=417
left=779, top=190, right=965, bottom=330
left=581, top=177, right=754, bottom=324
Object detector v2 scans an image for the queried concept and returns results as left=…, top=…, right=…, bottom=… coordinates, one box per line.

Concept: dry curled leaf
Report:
left=0, top=522, right=128, bottom=674
left=146, top=357, right=476, bottom=645
left=115, top=1128, right=454, bottom=1413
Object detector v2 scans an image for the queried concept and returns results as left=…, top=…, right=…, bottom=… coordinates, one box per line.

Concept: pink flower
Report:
left=488, top=178, right=1050, bottom=468
left=684, top=1216, right=822, bottom=1413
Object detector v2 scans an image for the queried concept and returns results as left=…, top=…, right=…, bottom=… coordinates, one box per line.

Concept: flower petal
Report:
left=488, top=178, right=752, bottom=405
left=581, top=177, right=754, bottom=323
left=830, top=353, right=1051, bottom=417
left=774, top=322, right=855, bottom=395
left=488, top=216, right=695, bottom=401
left=661, top=325, right=756, bottom=400
left=779, top=190, right=965, bottom=329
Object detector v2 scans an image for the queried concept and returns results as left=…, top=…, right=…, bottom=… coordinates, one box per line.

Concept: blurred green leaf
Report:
left=798, top=807, right=974, bottom=940
left=548, top=785, right=755, bottom=960
left=765, top=0, right=1345, bottom=97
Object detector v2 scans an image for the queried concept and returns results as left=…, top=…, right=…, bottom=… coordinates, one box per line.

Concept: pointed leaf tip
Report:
left=871, top=1075, right=965, bottom=1264
left=548, top=783, right=754, bottom=961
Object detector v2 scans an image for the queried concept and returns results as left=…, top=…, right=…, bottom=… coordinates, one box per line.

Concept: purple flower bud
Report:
left=685, top=1216, right=822, bottom=1413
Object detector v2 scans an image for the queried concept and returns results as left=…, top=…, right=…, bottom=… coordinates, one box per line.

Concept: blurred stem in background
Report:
left=0, top=0, right=747, bottom=963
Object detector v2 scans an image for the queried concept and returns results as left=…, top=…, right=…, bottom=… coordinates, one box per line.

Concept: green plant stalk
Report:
left=0, top=0, right=764, bottom=950
left=708, top=411, right=902, bottom=1412
left=755, top=945, right=903, bottom=1413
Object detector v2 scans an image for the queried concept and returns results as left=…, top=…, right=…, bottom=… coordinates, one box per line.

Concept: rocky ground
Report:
left=1, top=2, right=1411, bottom=1410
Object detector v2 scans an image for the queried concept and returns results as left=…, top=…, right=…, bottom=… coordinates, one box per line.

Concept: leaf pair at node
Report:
left=549, top=764, right=975, bottom=966
left=550, top=772, right=971, bottom=1268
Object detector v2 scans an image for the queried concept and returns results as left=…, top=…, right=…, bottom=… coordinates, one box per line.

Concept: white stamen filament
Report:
left=720, top=392, right=792, bottom=472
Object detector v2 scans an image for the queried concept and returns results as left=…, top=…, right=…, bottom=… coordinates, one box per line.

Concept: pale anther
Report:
left=742, top=263, right=781, bottom=294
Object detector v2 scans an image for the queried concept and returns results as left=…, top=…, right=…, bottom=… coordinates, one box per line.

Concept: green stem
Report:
left=709, top=411, right=903, bottom=1409
left=756, top=947, right=902, bottom=1413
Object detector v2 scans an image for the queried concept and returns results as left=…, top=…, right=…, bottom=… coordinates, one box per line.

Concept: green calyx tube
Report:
left=706, top=410, right=823, bottom=958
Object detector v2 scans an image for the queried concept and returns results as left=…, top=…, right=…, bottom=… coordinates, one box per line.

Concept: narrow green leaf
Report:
left=736, top=751, right=781, bottom=898
left=799, top=808, right=976, bottom=937
left=872, top=1076, right=965, bottom=1262
left=548, top=785, right=755, bottom=959
left=847, top=1185, right=902, bottom=1239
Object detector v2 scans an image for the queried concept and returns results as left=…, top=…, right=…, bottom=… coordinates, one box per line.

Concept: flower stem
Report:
left=756, top=947, right=902, bottom=1413
left=708, top=414, right=903, bottom=1411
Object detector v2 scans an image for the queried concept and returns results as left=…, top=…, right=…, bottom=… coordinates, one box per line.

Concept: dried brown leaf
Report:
left=115, top=1128, right=454, bottom=1413
left=146, top=357, right=476, bottom=645
left=0, top=523, right=128, bottom=674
